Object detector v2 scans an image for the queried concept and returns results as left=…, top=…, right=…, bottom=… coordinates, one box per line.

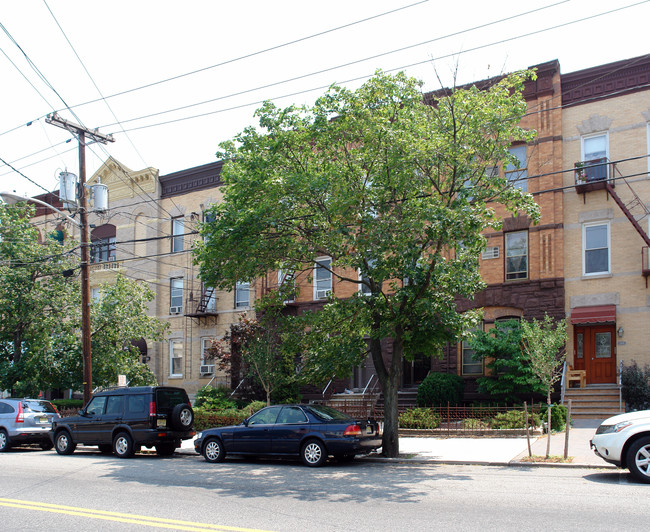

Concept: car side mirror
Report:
left=78, top=409, right=86, bottom=416
left=242, top=419, right=249, bottom=427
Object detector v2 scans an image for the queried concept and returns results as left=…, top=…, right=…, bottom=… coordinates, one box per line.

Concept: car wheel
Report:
left=0, top=429, right=10, bottom=452
left=98, top=444, right=113, bottom=455
left=301, top=439, right=327, bottom=467
left=155, top=442, right=176, bottom=457
left=54, top=431, right=76, bottom=455
left=626, top=436, right=650, bottom=483
left=113, top=432, right=135, bottom=458
left=170, top=403, right=194, bottom=431
left=203, top=437, right=225, bottom=463
left=39, top=441, right=54, bottom=451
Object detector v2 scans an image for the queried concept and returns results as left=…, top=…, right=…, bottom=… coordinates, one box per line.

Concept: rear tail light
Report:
left=149, top=401, right=156, bottom=417
left=50, top=403, right=60, bottom=415
left=15, top=402, right=24, bottom=423
left=343, top=424, right=362, bottom=437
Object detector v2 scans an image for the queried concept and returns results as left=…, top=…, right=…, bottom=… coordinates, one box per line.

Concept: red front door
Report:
left=574, top=325, right=616, bottom=384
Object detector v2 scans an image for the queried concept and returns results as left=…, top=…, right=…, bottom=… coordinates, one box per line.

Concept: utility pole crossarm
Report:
left=45, top=112, right=115, bottom=145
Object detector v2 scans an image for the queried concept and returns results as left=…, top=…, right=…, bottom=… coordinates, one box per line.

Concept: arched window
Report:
left=90, top=224, right=116, bottom=263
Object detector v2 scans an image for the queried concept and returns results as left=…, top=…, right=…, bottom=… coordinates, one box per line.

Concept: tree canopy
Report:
left=0, top=204, right=165, bottom=395
left=195, top=70, right=540, bottom=456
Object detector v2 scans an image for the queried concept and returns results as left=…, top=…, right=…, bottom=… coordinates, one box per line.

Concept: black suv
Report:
left=51, top=386, right=194, bottom=458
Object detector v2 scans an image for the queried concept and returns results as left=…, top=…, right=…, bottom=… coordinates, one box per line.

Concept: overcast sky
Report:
left=1, top=0, right=648, bottom=198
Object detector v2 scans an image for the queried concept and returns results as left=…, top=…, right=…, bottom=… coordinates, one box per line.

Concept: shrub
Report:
left=417, top=372, right=464, bottom=407
left=462, top=418, right=489, bottom=430
left=399, top=407, right=441, bottom=429
left=490, top=410, right=541, bottom=429
left=194, top=407, right=247, bottom=432
left=194, top=385, right=237, bottom=410
left=540, top=403, right=567, bottom=432
left=621, top=361, right=650, bottom=411
left=240, top=400, right=267, bottom=417
left=51, top=399, right=84, bottom=411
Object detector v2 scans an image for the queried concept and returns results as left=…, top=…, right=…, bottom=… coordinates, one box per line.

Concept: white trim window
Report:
left=583, top=222, right=610, bottom=275
left=506, top=146, right=527, bottom=192
left=170, top=278, right=183, bottom=311
left=235, top=281, right=250, bottom=308
left=200, top=337, right=215, bottom=375
left=581, top=133, right=609, bottom=181
left=278, top=270, right=295, bottom=302
left=461, top=323, right=483, bottom=376
left=202, top=284, right=216, bottom=311
left=314, top=257, right=332, bottom=300
left=172, top=216, right=184, bottom=253
left=505, top=231, right=528, bottom=281
left=169, top=340, right=183, bottom=377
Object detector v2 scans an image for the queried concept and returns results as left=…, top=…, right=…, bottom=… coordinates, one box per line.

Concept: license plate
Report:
left=38, top=416, right=48, bottom=424
left=157, top=419, right=166, bottom=428
left=366, top=426, right=373, bottom=434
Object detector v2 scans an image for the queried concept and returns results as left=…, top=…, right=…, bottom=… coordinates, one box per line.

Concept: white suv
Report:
left=591, top=410, right=650, bottom=483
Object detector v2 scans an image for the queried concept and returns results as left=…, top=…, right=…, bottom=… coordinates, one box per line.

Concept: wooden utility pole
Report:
left=45, top=113, right=114, bottom=405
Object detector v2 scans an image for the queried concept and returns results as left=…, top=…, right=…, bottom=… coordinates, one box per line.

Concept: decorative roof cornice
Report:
left=160, top=160, right=224, bottom=198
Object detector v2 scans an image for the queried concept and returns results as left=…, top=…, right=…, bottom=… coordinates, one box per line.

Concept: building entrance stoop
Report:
left=564, top=384, right=623, bottom=419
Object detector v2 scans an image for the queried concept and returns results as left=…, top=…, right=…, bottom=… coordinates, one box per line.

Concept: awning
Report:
left=570, top=305, right=616, bottom=325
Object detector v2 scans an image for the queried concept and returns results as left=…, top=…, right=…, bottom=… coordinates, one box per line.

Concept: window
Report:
left=172, top=217, right=184, bottom=253
left=505, top=231, right=528, bottom=281
left=170, top=340, right=183, bottom=377
left=90, top=224, right=116, bottom=263
left=202, top=284, right=216, bottom=311
left=314, top=257, right=332, bottom=300
left=201, top=338, right=215, bottom=374
left=235, top=281, right=250, bottom=308
left=506, top=146, right=527, bottom=192
left=170, top=278, right=183, bottom=311
left=278, top=270, right=295, bottom=302
left=462, top=324, right=483, bottom=375
left=583, top=222, right=610, bottom=275
left=91, top=288, right=101, bottom=302
left=582, top=133, right=608, bottom=181
left=359, top=259, right=377, bottom=296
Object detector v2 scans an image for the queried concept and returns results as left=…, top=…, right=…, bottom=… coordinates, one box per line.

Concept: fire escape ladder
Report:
left=196, top=287, right=215, bottom=313
left=605, top=182, right=650, bottom=247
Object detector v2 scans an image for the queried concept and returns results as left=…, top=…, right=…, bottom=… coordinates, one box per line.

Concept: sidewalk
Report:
left=181, top=419, right=615, bottom=468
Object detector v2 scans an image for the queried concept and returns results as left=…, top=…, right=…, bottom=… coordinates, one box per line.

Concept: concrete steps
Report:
left=563, top=385, right=624, bottom=420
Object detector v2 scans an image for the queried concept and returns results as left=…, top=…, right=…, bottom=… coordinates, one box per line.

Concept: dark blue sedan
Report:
left=194, top=404, right=382, bottom=466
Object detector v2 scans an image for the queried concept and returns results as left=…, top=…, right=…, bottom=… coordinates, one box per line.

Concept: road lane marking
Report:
left=0, top=498, right=275, bottom=532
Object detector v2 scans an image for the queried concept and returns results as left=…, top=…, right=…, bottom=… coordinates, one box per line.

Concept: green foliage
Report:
left=417, top=372, right=464, bottom=406
left=471, top=320, right=544, bottom=402
left=195, top=69, right=540, bottom=456
left=462, top=418, right=489, bottom=430
left=194, top=408, right=247, bottom=431
left=51, top=399, right=84, bottom=411
left=399, top=408, right=441, bottom=429
left=194, top=385, right=237, bottom=410
left=0, top=203, right=165, bottom=395
left=621, top=361, right=650, bottom=411
left=490, top=410, right=541, bottom=429
left=540, top=403, right=567, bottom=432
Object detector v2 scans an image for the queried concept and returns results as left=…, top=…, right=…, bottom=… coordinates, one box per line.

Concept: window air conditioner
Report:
left=315, top=289, right=331, bottom=300
left=200, top=364, right=215, bottom=375
left=169, top=306, right=182, bottom=315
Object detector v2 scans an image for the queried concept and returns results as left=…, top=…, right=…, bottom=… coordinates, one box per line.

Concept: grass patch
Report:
left=519, top=455, right=574, bottom=463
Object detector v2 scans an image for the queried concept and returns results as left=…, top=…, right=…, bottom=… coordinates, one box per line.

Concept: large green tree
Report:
left=0, top=204, right=165, bottom=395
left=195, top=70, right=540, bottom=457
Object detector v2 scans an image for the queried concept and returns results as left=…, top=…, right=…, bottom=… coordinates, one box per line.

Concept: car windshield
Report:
left=23, top=400, right=57, bottom=413
left=308, top=405, right=353, bottom=421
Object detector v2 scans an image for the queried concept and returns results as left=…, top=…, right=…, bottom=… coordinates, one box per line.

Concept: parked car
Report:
left=0, top=398, right=60, bottom=452
left=195, top=404, right=382, bottom=467
left=51, top=386, right=194, bottom=458
left=591, top=410, right=650, bottom=482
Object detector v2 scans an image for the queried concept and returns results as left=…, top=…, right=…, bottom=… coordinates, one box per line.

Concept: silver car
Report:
left=0, top=398, right=60, bottom=451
